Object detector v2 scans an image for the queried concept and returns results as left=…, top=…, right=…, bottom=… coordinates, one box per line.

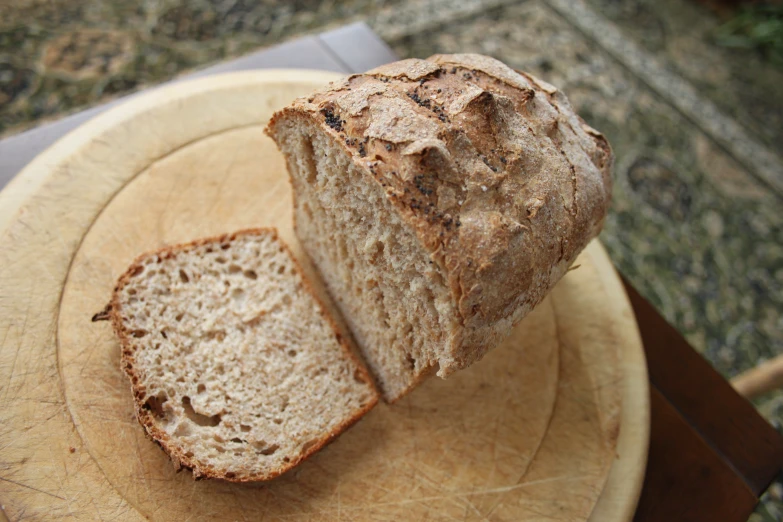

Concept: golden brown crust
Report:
left=109, top=227, right=378, bottom=482
left=266, top=54, right=613, bottom=373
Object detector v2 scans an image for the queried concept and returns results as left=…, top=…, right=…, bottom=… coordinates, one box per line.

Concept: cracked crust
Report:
left=108, top=228, right=379, bottom=482
left=267, top=54, right=612, bottom=375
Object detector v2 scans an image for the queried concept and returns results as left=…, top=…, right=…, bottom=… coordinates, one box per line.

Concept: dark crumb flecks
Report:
left=499, top=156, right=507, bottom=164
left=358, top=141, right=367, bottom=158
left=413, top=174, right=434, bottom=196
left=436, top=88, right=442, bottom=93
left=462, top=72, right=473, bottom=80
left=450, top=67, right=457, bottom=74
left=481, top=155, right=498, bottom=173
left=321, top=108, right=344, bottom=132
left=408, top=91, right=430, bottom=109
left=385, top=143, right=392, bottom=151
left=455, top=219, right=462, bottom=227
left=408, top=91, right=450, bottom=123
left=419, top=78, right=427, bottom=86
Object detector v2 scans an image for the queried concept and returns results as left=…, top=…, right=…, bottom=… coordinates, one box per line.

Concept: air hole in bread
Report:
left=225, top=472, right=236, bottom=479
left=215, top=256, right=227, bottom=264
left=287, top=349, right=297, bottom=357
left=240, top=424, right=251, bottom=432
left=131, top=329, right=148, bottom=338
left=369, top=241, right=384, bottom=265
left=243, top=269, right=257, bottom=280
left=174, top=423, right=191, bottom=437
left=256, top=442, right=279, bottom=455
left=282, top=295, right=292, bottom=306
left=273, top=418, right=283, bottom=425
left=302, top=137, right=317, bottom=183
left=178, top=269, right=189, bottom=283
left=175, top=313, right=184, bottom=322
left=196, top=383, right=206, bottom=394
left=231, top=288, right=245, bottom=305
left=228, top=264, right=242, bottom=274
left=181, top=396, right=221, bottom=427
left=302, top=202, right=313, bottom=219
left=277, top=265, right=285, bottom=275
left=230, top=438, right=245, bottom=444
left=143, top=393, right=168, bottom=419
left=204, top=330, right=226, bottom=343
left=220, top=243, right=230, bottom=250
left=127, top=288, right=137, bottom=296
left=406, top=353, right=416, bottom=370
left=130, top=265, right=144, bottom=277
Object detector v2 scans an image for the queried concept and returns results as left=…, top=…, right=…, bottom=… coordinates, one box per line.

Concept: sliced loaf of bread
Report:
left=108, top=228, right=378, bottom=481
left=267, top=54, right=613, bottom=402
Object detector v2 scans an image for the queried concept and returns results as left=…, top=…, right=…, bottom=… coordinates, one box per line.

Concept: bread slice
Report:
left=107, top=228, right=378, bottom=481
left=267, top=54, right=613, bottom=402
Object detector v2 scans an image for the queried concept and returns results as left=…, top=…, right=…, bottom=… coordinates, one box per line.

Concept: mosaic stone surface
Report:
left=585, top=0, right=783, bottom=152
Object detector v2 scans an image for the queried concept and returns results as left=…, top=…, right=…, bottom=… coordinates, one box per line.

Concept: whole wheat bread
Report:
left=108, top=228, right=378, bottom=481
left=267, top=54, right=613, bottom=402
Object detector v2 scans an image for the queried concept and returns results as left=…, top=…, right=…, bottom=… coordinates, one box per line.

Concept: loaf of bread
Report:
left=107, top=229, right=378, bottom=481
left=267, top=54, right=613, bottom=402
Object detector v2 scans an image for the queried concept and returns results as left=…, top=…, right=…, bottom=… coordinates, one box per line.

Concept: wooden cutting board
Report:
left=0, top=70, right=649, bottom=521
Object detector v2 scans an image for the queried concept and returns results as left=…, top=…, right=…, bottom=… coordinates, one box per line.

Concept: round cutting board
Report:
left=0, top=70, right=649, bottom=521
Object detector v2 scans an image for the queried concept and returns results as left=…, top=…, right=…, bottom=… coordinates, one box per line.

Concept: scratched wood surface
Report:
left=0, top=70, right=649, bottom=521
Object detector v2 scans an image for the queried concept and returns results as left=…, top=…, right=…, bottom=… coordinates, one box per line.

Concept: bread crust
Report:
left=109, top=227, right=378, bottom=482
left=267, top=55, right=613, bottom=374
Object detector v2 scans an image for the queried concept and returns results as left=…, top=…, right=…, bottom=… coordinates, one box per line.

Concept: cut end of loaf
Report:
left=270, top=117, right=461, bottom=403
left=110, top=228, right=378, bottom=481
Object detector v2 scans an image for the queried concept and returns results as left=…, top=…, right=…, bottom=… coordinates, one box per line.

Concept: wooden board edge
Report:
left=587, top=240, right=651, bottom=522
